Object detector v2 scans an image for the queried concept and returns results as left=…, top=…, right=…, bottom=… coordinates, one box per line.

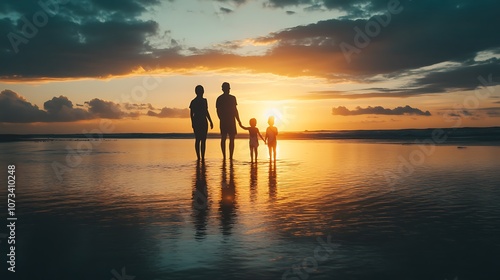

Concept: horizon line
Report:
left=1, top=126, right=499, bottom=143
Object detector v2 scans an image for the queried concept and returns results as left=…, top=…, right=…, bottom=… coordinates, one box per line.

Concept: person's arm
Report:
left=207, top=113, right=214, bottom=129
left=240, top=124, right=249, bottom=130
left=190, top=107, right=194, bottom=128
left=206, top=99, right=214, bottom=129
left=235, top=109, right=242, bottom=127
left=216, top=97, right=222, bottom=120
left=257, top=129, right=266, bottom=143
left=234, top=97, right=242, bottom=127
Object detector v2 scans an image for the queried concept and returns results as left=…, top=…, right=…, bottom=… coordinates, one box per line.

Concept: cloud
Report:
left=476, top=107, right=500, bottom=117
left=332, top=105, right=431, bottom=116
left=44, top=96, right=91, bottom=121
left=0, top=0, right=499, bottom=100
left=0, top=90, right=46, bottom=123
left=0, top=90, right=172, bottom=123
left=254, top=2, right=500, bottom=75
left=264, top=0, right=397, bottom=15
left=0, top=91, right=129, bottom=122
left=304, top=89, right=427, bottom=100
left=147, top=107, right=189, bottom=118
left=220, top=7, right=234, bottom=14
left=85, top=99, right=132, bottom=119
left=123, top=103, right=156, bottom=110
left=1, top=0, right=162, bottom=18
left=0, top=0, right=162, bottom=79
left=220, top=0, right=500, bottom=94
left=439, top=108, right=478, bottom=121
left=407, top=60, right=500, bottom=94
left=438, top=106, right=500, bottom=120
left=215, top=0, right=248, bottom=5
left=264, top=0, right=312, bottom=8
left=252, top=0, right=500, bottom=95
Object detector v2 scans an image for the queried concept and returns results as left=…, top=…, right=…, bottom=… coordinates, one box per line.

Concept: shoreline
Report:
left=1, top=126, right=499, bottom=144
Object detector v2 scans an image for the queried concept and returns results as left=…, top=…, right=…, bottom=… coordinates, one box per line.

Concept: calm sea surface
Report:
left=0, top=139, right=499, bottom=280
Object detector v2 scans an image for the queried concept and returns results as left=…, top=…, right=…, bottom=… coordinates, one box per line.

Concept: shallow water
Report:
left=1, top=139, right=499, bottom=279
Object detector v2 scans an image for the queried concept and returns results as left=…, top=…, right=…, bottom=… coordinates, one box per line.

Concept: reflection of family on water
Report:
left=191, top=160, right=239, bottom=238
left=189, top=82, right=278, bottom=162
left=192, top=159, right=277, bottom=238
left=190, top=82, right=278, bottom=237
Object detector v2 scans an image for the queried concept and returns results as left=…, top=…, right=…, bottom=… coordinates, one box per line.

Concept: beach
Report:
left=1, top=138, right=500, bottom=279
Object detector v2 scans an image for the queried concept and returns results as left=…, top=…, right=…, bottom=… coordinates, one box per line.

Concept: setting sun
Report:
left=258, top=103, right=292, bottom=131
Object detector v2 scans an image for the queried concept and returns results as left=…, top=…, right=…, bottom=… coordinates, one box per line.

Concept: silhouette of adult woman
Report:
left=189, top=85, right=214, bottom=161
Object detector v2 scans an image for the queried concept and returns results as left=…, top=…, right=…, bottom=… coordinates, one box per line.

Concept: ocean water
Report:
left=0, top=139, right=499, bottom=280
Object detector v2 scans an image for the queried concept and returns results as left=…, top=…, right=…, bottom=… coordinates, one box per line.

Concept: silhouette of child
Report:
left=240, top=118, right=265, bottom=162
left=265, top=116, right=278, bottom=161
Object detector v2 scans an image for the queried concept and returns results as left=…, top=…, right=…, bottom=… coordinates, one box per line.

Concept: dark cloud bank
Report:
left=1, top=0, right=499, bottom=98
left=0, top=90, right=188, bottom=123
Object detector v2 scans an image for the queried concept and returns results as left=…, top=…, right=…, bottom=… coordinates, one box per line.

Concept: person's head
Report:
left=249, top=118, right=257, bottom=127
left=222, top=82, right=230, bottom=94
left=195, top=85, right=204, bottom=96
left=268, top=116, right=275, bottom=126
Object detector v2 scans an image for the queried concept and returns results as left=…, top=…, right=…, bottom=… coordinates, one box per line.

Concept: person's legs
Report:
left=229, top=134, right=235, bottom=159
left=221, top=133, right=227, bottom=159
left=195, top=138, right=201, bottom=160
left=252, top=147, right=258, bottom=162
left=199, top=126, right=208, bottom=160
left=249, top=145, right=253, bottom=162
left=254, top=147, right=258, bottom=161
left=201, top=139, right=206, bottom=160
left=272, top=146, right=277, bottom=161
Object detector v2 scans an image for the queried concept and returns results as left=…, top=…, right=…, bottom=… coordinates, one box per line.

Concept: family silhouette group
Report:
left=189, top=82, right=278, bottom=162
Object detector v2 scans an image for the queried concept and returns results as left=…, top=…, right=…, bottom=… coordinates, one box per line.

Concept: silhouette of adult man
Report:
left=216, top=82, right=242, bottom=159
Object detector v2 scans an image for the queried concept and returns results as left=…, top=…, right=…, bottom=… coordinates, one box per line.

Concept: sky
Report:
left=0, top=0, right=499, bottom=133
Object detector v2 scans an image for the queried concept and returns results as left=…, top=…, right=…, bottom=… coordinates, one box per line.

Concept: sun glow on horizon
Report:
left=260, top=103, right=293, bottom=131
